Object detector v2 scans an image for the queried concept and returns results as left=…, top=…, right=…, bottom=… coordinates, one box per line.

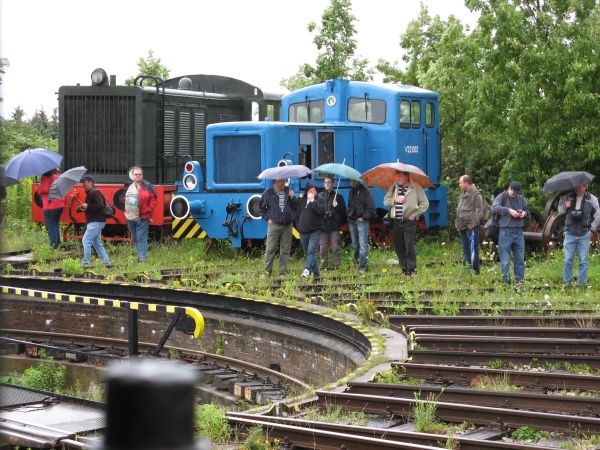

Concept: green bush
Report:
left=195, top=404, right=231, bottom=443
left=22, top=360, right=66, bottom=393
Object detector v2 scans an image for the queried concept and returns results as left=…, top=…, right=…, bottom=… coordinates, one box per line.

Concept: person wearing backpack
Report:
left=492, top=181, right=529, bottom=284
left=455, top=175, right=483, bottom=274
left=558, top=183, right=600, bottom=287
left=78, top=175, right=112, bottom=268
left=125, top=166, right=157, bottom=263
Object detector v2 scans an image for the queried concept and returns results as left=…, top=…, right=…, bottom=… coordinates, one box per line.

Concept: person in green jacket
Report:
left=384, top=171, right=429, bottom=276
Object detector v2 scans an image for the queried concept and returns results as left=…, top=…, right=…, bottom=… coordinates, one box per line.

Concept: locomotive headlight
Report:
left=91, top=68, right=108, bottom=86
left=183, top=174, right=197, bottom=191
left=246, top=194, right=262, bottom=220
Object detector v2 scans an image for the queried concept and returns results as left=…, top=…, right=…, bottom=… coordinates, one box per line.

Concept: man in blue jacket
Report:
left=491, top=181, right=529, bottom=283
left=259, top=179, right=297, bottom=278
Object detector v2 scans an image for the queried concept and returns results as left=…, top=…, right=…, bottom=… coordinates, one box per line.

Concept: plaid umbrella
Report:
left=361, top=161, right=433, bottom=190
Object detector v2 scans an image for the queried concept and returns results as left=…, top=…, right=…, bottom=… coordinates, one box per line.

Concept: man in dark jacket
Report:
left=347, top=180, right=376, bottom=273
left=125, top=166, right=157, bottom=263
left=79, top=175, right=112, bottom=268
left=318, top=176, right=347, bottom=270
left=259, top=179, right=297, bottom=278
left=455, top=175, right=483, bottom=274
left=558, top=184, right=600, bottom=287
left=491, top=181, right=529, bottom=283
left=297, top=183, right=326, bottom=279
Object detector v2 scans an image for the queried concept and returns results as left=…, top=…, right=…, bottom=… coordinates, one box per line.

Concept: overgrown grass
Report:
left=195, top=404, right=231, bottom=443
left=303, top=403, right=369, bottom=426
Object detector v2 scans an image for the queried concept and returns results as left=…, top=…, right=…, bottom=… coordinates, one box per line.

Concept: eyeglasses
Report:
left=133, top=173, right=142, bottom=176
left=324, top=181, right=333, bottom=184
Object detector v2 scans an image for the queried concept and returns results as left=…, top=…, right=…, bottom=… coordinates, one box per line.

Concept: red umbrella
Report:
left=361, top=161, right=433, bottom=190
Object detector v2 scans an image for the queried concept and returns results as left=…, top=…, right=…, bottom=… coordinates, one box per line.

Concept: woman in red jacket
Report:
left=38, top=169, right=65, bottom=249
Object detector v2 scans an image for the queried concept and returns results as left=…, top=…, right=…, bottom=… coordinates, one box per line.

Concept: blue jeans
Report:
left=43, top=208, right=63, bottom=249
left=128, top=219, right=150, bottom=262
left=82, top=222, right=111, bottom=266
left=348, top=219, right=369, bottom=269
left=498, top=228, right=524, bottom=283
left=459, top=225, right=480, bottom=274
left=563, top=232, right=591, bottom=286
left=300, top=230, right=321, bottom=277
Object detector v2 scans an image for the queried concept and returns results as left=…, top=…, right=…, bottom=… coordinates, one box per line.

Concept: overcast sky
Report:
left=0, top=0, right=478, bottom=119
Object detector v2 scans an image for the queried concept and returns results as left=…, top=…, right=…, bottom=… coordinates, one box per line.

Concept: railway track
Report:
left=0, top=329, right=307, bottom=406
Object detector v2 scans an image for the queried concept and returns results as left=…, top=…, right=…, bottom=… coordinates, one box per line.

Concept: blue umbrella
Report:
left=313, top=162, right=362, bottom=182
left=258, top=164, right=312, bottom=180
left=0, top=164, right=19, bottom=187
left=5, top=148, right=62, bottom=179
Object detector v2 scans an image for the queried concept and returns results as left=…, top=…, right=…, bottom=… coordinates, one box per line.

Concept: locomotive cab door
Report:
left=399, top=99, right=426, bottom=171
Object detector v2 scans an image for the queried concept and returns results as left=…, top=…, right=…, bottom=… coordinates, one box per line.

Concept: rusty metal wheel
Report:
left=541, top=212, right=565, bottom=248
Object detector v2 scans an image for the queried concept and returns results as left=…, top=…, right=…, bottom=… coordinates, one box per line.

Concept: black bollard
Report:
left=100, top=358, right=210, bottom=450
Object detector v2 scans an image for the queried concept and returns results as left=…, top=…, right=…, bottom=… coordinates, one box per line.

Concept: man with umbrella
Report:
left=259, top=179, right=297, bottom=279
left=318, top=176, right=347, bottom=270
left=557, top=181, right=599, bottom=287
left=383, top=171, right=429, bottom=276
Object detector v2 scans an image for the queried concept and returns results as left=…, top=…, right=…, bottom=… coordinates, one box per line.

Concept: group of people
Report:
left=456, top=175, right=599, bottom=287
left=259, top=171, right=430, bottom=280
left=39, top=166, right=598, bottom=287
left=39, top=166, right=157, bottom=267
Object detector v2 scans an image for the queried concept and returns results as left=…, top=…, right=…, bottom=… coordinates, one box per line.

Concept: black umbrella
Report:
left=0, top=164, right=19, bottom=187
left=543, top=171, right=595, bottom=195
left=48, top=166, right=87, bottom=201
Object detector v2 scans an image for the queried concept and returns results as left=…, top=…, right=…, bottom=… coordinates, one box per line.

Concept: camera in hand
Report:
left=571, top=209, right=584, bottom=223
left=76, top=205, right=84, bottom=213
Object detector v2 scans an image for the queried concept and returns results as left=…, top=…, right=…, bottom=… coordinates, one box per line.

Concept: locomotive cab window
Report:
left=317, top=132, right=334, bottom=170
left=425, top=102, right=435, bottom=128
left=289, top=100, right=324, bottom=123
left=347, top=98, right=386, bottom=124
left=400, top=100, right=411, bottom=128
left=214, top=135, right=261, bottom=184
left=411, top=101, right=421, bottom=128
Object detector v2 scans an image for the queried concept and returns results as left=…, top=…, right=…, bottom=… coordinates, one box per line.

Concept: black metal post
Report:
left=154, top=312, right=182, bottom=356
left=128, top=309, right=139, bottom=357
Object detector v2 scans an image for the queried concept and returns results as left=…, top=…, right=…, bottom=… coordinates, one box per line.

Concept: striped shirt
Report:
left=395, top=185, right=407, bottom=220
left=277, top=190, right=286, bottom=211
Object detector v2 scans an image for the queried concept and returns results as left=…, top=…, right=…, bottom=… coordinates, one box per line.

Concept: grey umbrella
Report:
left=543, top=171, right=595, bottom=195
left=258, top=164, right=312, bottom=180
left=48, top=166, right=87, bottom=200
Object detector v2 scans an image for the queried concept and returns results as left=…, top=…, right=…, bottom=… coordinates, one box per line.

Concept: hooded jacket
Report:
left=348, top=184, right=376, bottom=221
left=296, top=183, right=326, bottom=234
left=491, top=191, right=529, bottom=229
left=259, top=185, right=297, bottom=225
left=317, top=188, right=347, bottom=232
left=39, top=172, right=65, bottom=210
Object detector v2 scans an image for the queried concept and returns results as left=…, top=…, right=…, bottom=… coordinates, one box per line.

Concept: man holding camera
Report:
left=318, top=176, right=346, bottom=270
left=492, top=181, right=529, bottom=283
left=79, top=175, right=112, bottom=268
left=558, top=184, right=600, bottom=287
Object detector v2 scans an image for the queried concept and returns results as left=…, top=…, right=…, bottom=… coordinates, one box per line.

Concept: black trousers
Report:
left=394, top=219, right=418, bottom=274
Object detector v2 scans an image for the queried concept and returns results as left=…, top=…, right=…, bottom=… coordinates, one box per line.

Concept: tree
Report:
left=11, top=107, right=25, bottom=123
left=281, top=0, right=373, bottom=90
left=125, top=50, right=170, bottom=86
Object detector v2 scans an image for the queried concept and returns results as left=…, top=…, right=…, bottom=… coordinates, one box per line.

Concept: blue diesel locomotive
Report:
left=169, top=78, right=448, bottom=248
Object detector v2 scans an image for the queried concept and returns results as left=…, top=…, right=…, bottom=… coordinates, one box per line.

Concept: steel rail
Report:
left=0, top=329, right=309, bottom=393
left=228, top=413, right=556, bottom=450
left=413, top=335, right=600, bottom=354
left=389, top=315, right=599, bottom=328
left=228, top=416, right=446, bottom=450
left=395, top=362, right=600, bottom=391
left=381, top=306, right=597, bottom=316
left=345, top=382, right=600, bottom=416
left=408, top=349, right=600, bottom=369
left=315, top=390, right=600, bottom=433
left=403, top=325, right=600, bottom=339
